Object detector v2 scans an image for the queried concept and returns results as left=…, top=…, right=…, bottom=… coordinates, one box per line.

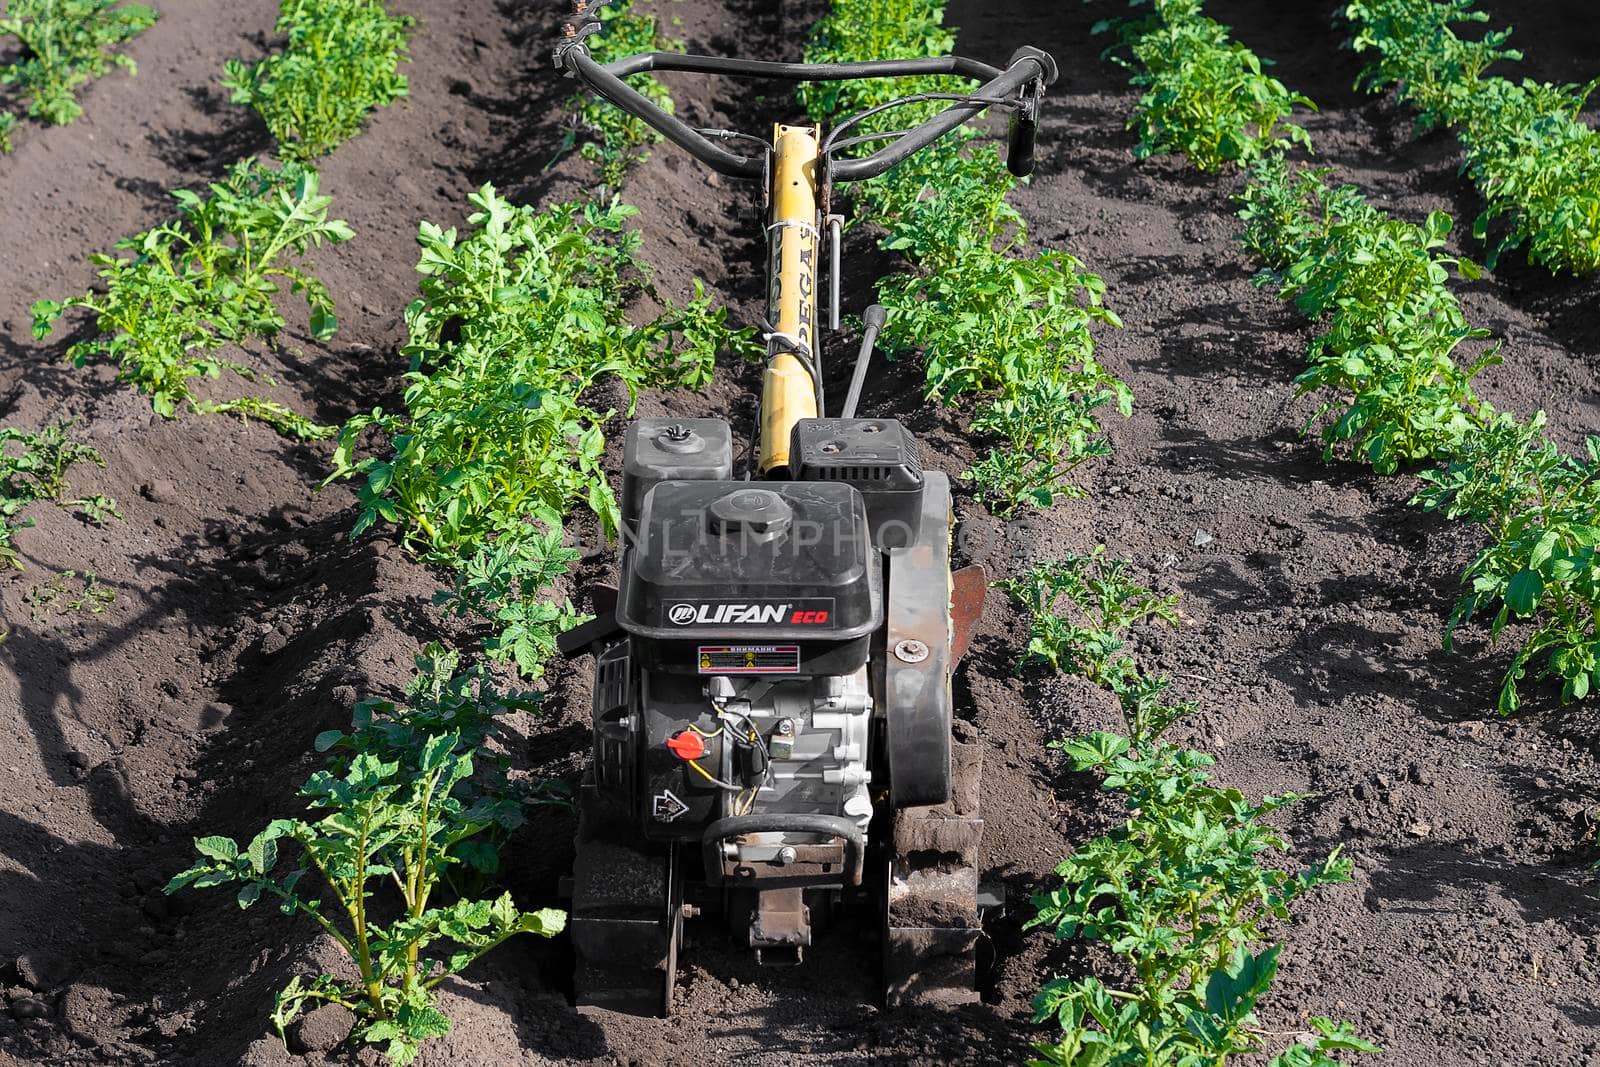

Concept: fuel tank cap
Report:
left=708, top=488, right=793, bottom=540
left=654, top=423, right=705, bottom=454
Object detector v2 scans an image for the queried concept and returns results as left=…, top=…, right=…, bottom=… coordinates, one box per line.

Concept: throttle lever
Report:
left=1006, top=77, right=1043, bottom=178
left=1003, top=45, right=1054, bottom=179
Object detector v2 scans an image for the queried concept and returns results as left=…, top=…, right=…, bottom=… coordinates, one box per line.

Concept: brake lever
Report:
left=1006, top=77, right=1044, bottom=178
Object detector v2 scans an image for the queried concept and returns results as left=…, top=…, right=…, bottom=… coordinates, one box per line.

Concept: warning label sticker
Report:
left=697, top=644, right=801, bottom=675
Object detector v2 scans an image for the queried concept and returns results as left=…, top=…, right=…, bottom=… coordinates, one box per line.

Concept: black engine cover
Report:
left=616, top=480, right=881, bottom=676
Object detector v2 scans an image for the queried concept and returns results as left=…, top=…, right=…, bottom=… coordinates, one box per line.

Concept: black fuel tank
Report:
left=616, top=480, right=881, bottom=674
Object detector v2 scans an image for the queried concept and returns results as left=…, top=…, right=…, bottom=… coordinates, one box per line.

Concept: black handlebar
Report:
left=554, top=32, right=1058, bottom=183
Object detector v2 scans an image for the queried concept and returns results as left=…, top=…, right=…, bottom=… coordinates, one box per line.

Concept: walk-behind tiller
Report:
left=552, top=3, right=1059, bottom=1015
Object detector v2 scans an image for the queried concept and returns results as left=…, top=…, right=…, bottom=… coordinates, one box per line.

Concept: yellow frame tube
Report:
left=758, top=123, right=821, bottom=474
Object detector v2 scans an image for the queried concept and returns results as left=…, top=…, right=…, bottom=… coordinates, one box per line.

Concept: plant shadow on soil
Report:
left=144, top=84, right=274, bottom=190
left=0, top=329, right=131, bottom=413
left=0, top=494, right=457, bottom=1060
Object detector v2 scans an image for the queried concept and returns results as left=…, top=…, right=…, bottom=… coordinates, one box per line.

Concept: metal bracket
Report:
left=751, top=887, right=811, bottom=964
left=553, top=11, right=602, bottom=74
left=701, top=813, right=866, bottom=888
left=826, top=213, right=845, bottom=332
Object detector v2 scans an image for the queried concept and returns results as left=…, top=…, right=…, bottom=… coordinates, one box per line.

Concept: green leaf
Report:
left=164, top=865, right=210, bottom=894
left=419, top=732, right=456, bottom=772
left=519, top=907, right=567, bottom=937
left=194, top=836, right=238, bottom=863
left=1529, top=529, right=1560, bottom=569
left=363, top=1021, right=402, bottom=1042
left=1504, top=569, right=1543, bottom=616
left=452, top=838, right=500, bottom=875
left=1203, top=945, right=1280, bottom=1022
left=247, top=834, right=278, bottom=875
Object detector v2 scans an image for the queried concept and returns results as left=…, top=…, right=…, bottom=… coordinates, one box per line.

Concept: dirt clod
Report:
left=58, top=983, right=117, bottom=1044
left=285, top=1004, right=355, bottom=1055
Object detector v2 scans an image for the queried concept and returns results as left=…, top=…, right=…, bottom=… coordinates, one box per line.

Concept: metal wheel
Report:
left=881, top=729, right=985, bottom=1009
left=571, top=779, right=683, bottom=1016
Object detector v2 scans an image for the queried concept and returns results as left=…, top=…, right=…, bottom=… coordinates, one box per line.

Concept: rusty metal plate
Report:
left=950, top=564, right=986, bottom=664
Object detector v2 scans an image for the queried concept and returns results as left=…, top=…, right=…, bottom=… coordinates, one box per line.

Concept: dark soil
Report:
left=1, top=1, right=1598, bottom=1065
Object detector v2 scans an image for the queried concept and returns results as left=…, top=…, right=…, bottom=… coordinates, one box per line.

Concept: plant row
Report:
left=802, top=0, right=1131, bottom=516
left=1001, top=552, right=1375, bottom=1066
left=10, top=4, right=629, bottom=1062
left=1102, top=0, right=1600, bottom=716
left=0, top=0, right=157, bottom=151
left=30, top=0, right=416, bottom=438
left=318, top=0, right=732, bottom=678
left=794, top=2, right=1364, bottom=1060
left=173, top=9, right=756, bottom=1062
left=1344, top=0, right=1600, bottom=275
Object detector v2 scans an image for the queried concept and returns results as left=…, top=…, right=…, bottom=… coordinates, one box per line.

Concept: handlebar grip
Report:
left=1006, top=110, right=1038, bottom=178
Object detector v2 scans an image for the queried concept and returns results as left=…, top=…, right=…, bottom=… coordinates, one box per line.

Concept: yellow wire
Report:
left=686, top=759, right=718, bottom=784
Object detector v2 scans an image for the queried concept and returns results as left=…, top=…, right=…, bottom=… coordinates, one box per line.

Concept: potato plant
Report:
left=168, top=646, right=562, bottom=1065
left=875, top=173, right=1124, bottom=401
left=966, top=378, right=1126, bottom=515
left=328, top=185, right=750, bottom=676
left=314, top=643, right=538, bottom=882
left=1096, top=0, right=1314, bottom=172
left=879, top=222, right=1128, bottom=512
left=331, top=188, right=738, bottom=552
left=222, top=0, right=415, bottom=161
left=0, top=0, right=156, bottom=134
left=434, top=530, right=589, bottom=681
left=998, top=548, right=1179, bottom=685
left=1029, top=733, right=1370, bottom=1067
left=1413, top=411, right=1600, bottom=713
left=33, top=160, right=352, bottom=440
left=25, top=569, right=116, bottom=624
left=1345, top=0, right=1600, bottom=275
left=1236, top=156, right=1495, bottom=472
left=0, top=421, right=120, bottom=570
left=559, top=0, right=680, bottom=193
